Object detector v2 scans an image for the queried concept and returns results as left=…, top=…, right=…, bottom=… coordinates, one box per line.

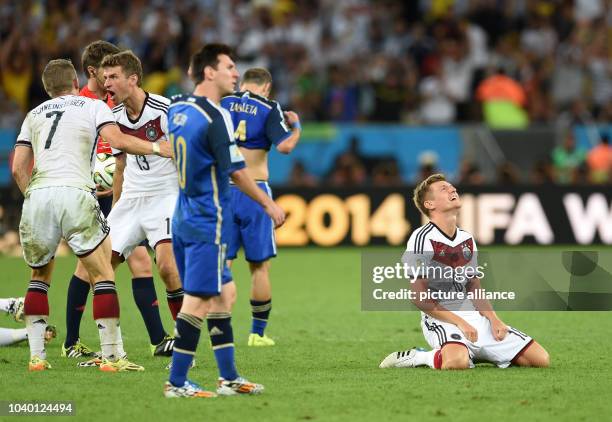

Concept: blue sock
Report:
left=132, top=277, right=166, bottom=345
left=250, top=299, right=271, bottom=336
left=169, top=313, right=202, bottom=387
left=207, top=312, right=238, bottom=381
left=65, top=275, right=90, bottom=348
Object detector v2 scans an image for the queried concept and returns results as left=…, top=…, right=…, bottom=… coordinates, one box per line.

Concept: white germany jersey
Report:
left=112, top=93, right=177, bottom=198
left=405, top=222, right=478, bottom=312
left=16, top=95, right=115, bottom=193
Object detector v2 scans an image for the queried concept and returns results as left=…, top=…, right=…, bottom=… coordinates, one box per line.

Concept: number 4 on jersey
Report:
left=234, top=120, right=246, bottom=142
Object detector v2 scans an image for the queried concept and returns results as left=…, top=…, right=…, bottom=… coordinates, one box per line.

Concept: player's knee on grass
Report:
left=126, top=247, right=153, bottom=278
left=441, top=344, right=470, bottom=370
left=515, top=342, right=550, bottom=368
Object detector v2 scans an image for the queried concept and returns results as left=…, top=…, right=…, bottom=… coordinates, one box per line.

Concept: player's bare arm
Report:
left=412, top=278, right=478, bottom=342
left=276, top=111, right=301, bottom=154
left=467, top=277, right=508, bottom=341
left=230, top=167, right=285, bottom=228
left=100, top=123, right=172, bottom=157
left=11, top=145, right=34, bottom=194
left=111, top=153, right=126, bottom=206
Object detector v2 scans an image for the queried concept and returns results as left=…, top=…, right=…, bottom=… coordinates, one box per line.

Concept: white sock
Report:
left=25, top=315, right=48, bottom=359
left=116, top=325, right=126, bottom=358
left=96, top=318, right=121, bottom=360
left=0, top=298, right=14, bottom=313
left=0, top=327, right=28, bottom=346
left=413, top=349, right=438, bottom=368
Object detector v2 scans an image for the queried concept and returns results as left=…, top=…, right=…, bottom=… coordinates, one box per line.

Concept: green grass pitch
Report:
left=0, top=248, right=610, bottom=421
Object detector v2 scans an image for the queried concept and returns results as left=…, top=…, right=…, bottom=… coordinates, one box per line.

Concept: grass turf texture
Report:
left=0, top=248, right=610, bottom=421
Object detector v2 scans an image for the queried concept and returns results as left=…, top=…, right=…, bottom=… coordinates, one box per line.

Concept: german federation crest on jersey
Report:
left=146, top=123, right=159, bottom=141
left=431, top=238, right=474, bottom=268
left=112, top=92, right=177, bottom=198
left=118, top=116, right=164, bottom=142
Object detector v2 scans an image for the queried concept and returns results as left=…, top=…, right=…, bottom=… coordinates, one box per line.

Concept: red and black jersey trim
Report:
left=96, top=121, right=116, bottom=133
left=15, top=139, right=32, bottom=147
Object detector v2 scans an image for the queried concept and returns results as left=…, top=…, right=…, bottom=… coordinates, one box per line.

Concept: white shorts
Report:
left=19, top=187, right=109, bottom=268
left=108, top=193, right=177, bottom=259
left=421, top=312, right=533, bottom=368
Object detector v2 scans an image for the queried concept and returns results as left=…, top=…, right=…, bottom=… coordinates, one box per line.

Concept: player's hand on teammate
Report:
left=283, top=111, right=300, bottom=129
left=265, top=201, right=286, bottom=228
left=156, top=141, right=173, bottom=158
left=489, top=318, right=509, bottom=341
left=95, top=185, right=113, bottom=198
left=457, top=320, right=478, bottom=343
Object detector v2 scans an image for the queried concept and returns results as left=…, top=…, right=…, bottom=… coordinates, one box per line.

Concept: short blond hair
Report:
left=101, top=50, right=143, bottom=87
left=413, top=173, right=446, bottom=216
left=42, top=59, right=77, bottom=97
left=242, top=68, right=272, bottom=86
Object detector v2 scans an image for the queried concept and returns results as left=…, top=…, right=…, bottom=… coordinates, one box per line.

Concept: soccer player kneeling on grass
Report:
left=379, top=174, right=550, bottom=370
left=12, top=59, right=172, bottom=372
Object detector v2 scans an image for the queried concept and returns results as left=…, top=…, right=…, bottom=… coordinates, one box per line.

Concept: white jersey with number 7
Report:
left=16, top=95, right=116, bottom=193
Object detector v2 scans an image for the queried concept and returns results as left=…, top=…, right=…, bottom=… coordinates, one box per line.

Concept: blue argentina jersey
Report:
left=220, top=91, right=291, bottom=150
left=168, top=94, right=245, bottom=244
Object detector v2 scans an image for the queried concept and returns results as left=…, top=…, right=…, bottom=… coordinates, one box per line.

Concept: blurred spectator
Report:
left=531, top=157, right=556, bottom=184
left=371, top=159, right=402, bottom=186
left=417, top=151, right=439, bottom=182
left=458, top=160, right=485, bottom=185
left=327, top=151, right=367, bottom=186
left=0, top=90, right=22, bottom=129
left=288, top=161, right=318, bottom=187
left=476, top=68, right=528, bottom=128
left=0, top=0, right=608, bottom=127
left=586, top=134, right=612, bottom=184
left=551, top=132, right=587, bottom=184
left=419, top=55, right=456, bottom=125
left=496, top=161, right=521, bottom=185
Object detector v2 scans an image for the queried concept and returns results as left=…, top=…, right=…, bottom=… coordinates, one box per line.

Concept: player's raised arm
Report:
left=275, top=110, right=301, bottom=154
left=99, top=123, right=172, bottom=157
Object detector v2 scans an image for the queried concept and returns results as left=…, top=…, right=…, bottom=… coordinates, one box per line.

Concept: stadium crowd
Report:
left=1, top=0, right=610, bottom=126
left=0, top=0, right=609, bottom=188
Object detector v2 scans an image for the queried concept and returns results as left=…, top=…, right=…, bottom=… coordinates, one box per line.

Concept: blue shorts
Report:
left=172, top=234, right=233, bottom=297
left=227, top=181, right=277, bottom=262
